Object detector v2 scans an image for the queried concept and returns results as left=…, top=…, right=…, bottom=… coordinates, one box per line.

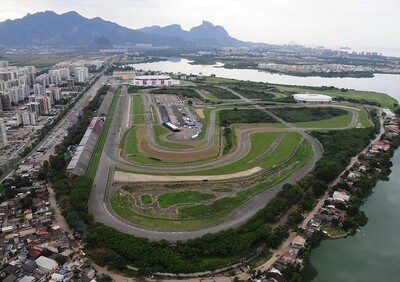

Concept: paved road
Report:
left=88, top=85, right=371, bottom=241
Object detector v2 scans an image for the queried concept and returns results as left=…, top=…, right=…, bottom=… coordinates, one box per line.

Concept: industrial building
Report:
left=132, top=75, right=179, bottom=87
left=293, top=93, right=333, bottom=103
left=158, top=105, right=180, bottom=132
left=164, top=122, right=180, bottom=132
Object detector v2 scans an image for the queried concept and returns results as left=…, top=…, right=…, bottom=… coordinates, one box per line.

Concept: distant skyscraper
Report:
left=0, top=94, right=11, bottom=111
left=33, top=83, right=44, bottom=96
left=0, top=61, right=9, bottom=69
left=0, top=118, right=8, bottom=149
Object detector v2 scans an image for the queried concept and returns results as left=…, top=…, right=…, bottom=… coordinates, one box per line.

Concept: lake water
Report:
left=302, top=150, right=400, bottom=282
left=131, top=58, right=400, bottom=101
left=131, top=58, right=400, bottom=281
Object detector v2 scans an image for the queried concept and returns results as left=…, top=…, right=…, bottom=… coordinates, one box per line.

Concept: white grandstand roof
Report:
left=293, top=93, right=332, bottom=102
left=134, top=75, right=171, bottom=80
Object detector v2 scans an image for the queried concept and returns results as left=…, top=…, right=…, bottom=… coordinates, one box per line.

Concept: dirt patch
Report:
left=195, top=108, right=205, bottom=118
left=114, top=167, right=263, bottom=183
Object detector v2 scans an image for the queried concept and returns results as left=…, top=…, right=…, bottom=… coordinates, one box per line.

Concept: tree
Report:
left=312, top=180, right=328, bottom=198
left=49, top=155, right=66, bottom=172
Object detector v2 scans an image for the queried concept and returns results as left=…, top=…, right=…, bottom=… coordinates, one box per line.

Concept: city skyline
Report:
left=0, top=0, right=399, bottom=55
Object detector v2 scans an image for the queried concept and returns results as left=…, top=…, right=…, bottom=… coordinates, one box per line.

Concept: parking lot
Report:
left=153, top=94, right=202, bottom=140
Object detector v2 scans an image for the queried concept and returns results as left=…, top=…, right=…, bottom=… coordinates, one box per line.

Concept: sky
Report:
left=1, top=0, right=399, bottom=54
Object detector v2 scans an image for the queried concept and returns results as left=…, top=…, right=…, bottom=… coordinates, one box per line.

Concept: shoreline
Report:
left=248, top=111, right=400, bottom=281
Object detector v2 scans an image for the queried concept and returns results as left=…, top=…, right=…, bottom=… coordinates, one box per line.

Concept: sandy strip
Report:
left=114, top=167, right=262, bottom=182
left=195, top=108, right=205, bottom=118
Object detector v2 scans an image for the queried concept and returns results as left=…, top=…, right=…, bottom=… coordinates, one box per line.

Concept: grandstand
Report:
left=67, top=117, right=103, bottom=176
left=98, top=88, right=115, bottom=116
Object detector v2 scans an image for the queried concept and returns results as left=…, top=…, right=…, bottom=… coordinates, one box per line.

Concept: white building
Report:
left=132, top=75, right=180, bottom=87
left=33, top=83, right=44, bottom=96
left=35, top=256, right=58, bottom=274
left=8, top=85, right=30, bottom=103
left=333, top=191, right=350, bottom=202
left=0, top=118, right=8, bottom=149
left=75, top=67, right=89, bottom=83
left=18, top=111, right=37, bottom=126
left=382, top=108, right=396, bottom=119
left=293, top=93, right=332, bottom=103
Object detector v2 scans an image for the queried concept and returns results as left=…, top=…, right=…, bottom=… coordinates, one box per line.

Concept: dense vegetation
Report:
left=127, top=85, right=153, bottom=93
left=271, top=107, right=348, bottom=123
left=222, top=127, right=234, bottom=154
left=231, top=86, right=275, bottom=101
left=313, top=127, right=376, bottom=183
left=219, top=109, right=277, bottom=127
left=86, top=184, right=299, bottom=273
left=197, top=84, right=239, bottom=99
left=153, top=87, right=202, bottom=100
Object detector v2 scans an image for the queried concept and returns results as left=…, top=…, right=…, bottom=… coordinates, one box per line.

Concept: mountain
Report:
left=0, top=11, right=245, bottom=48
left=0, top=11, right=187, bottom=47
left=138, top=21, right=244, bottom=47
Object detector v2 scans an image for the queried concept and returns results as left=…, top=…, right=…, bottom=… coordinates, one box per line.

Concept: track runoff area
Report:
left=89, top=81, right=372, bottom=241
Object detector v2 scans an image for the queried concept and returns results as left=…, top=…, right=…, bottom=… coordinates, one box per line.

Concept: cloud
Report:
left=0, top=0, right=398, bottom=49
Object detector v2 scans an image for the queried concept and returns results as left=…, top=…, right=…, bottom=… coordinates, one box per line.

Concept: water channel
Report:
left=130, top=58, right=400, bottom=281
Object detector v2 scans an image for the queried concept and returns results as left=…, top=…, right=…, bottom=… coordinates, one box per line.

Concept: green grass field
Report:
left=294, top=111, right=353, bottom=128
left=3, top=53, right=76, bottom=69
left=197, top=85, right=239, bottom=99
left=132, top=95, right=144, bottom=124
left=219, top=109, right=277, bottom=126
left=110, top=192, right=231, bottom=229
left=180, top=131, right=302, bottom=176
left=111, top=139, right=312, bottom=227
left=124, top=128, right=164, bottom=165
left=158, top=191, right=216, bottom=208
left=271, top=107, right=348, bottom=122
left=117, top=130, right=302, bottom=174
left=357, top=107, right=373, bottom=128
left=140, top=194, right=153, bottom=205
left=321, top=223, right=348, bottom=237
left=153, top=125, right=194, bottom=149
left=178, top=139, right=312, bottom=218
left=86, top=89, right=120, bottom=179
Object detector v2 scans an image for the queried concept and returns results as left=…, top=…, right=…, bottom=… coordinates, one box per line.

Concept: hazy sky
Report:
left=1, top=0, right=399, bottom=53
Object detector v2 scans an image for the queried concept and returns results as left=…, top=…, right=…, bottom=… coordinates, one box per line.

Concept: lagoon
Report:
left=131, top=58, right=400, bottom=101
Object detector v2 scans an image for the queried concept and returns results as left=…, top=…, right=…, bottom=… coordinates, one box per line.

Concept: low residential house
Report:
left=23, top=259, right=38, bottom=273
left=280, top=247, right=299, bottom=264
left=50, top=272, right=65, bottom=282
left=358, top=164, right=368, bottom=173
left=292, top=235, right=306, bottom=249
left=3, top=274, right=18, bottom=282
left=19, top=276, right=36, bottom=282
left=309, top=216, right=322, bottom=228
left=333, top=191, right=351, bottom=202
left=347, top=172, right=361, bottom=182
left=63, top=261, right=76, bottom=272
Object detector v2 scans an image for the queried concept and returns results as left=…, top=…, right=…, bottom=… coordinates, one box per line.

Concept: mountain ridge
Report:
left=0, top=11, right=245, bottom=48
